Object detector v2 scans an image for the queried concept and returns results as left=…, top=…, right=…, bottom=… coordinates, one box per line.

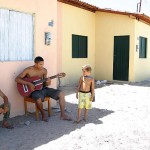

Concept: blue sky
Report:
left=81, top=0, right=150, bottom=16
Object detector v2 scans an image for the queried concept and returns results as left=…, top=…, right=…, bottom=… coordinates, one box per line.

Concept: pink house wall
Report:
left=0, top=0, right=59, bottom=119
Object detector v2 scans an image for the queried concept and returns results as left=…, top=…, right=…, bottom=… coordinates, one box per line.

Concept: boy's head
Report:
left=82, top=64, right=92, bottom=76
left=34, top=56, right=44, bottom=69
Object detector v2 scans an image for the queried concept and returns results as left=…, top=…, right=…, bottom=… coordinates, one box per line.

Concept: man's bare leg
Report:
left=36, top=98, right=47, bottom=122
left=58, top=92, right=72, bottom=120
left=73, top=108, right=82, bottom=124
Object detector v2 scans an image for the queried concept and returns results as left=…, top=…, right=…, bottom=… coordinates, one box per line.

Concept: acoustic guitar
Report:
left=17, top=73, right=66, bottom=97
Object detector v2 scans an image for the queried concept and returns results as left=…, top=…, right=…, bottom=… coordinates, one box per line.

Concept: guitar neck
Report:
left=35, top=75, right=58, bottom=85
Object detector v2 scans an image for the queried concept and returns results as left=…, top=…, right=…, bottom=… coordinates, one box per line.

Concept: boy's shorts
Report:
left=78, top=92, right=92, bottom=109
left=30, top=87, right=61, bottom=101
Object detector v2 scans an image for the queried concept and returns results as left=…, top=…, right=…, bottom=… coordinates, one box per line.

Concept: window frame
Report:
left=72, top=34, right=88, bottom=58
left=0, top=9, right=34, bottom=62
left=139, top=36, right=147, bottom=58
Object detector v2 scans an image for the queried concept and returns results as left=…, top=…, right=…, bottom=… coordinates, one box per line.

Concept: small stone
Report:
left=24, top=121, right=30, bottom=126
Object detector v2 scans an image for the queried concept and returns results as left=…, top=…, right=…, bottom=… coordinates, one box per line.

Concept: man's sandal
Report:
left=2, top=124, right=14, bottom=129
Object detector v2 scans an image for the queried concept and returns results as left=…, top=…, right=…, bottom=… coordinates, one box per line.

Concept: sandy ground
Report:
left=0, top=81, right=150, bottom=150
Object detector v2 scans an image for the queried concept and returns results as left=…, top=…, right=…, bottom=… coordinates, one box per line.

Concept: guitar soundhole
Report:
left=23, top=85, right=28, bottom=93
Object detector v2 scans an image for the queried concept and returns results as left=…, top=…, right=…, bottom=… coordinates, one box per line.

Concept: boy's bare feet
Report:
left=73, top=120, right=81, bottom=124
left=83, top=118, right=88, bottom=122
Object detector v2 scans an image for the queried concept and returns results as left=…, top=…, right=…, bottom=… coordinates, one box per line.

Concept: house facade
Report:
left=57, top=1, right=96, bottom=86
left=0, top=0, right=59, bottom=119
left=58, top=0, right=150, bottom=85
left=95, top=11, right=150, bottom=82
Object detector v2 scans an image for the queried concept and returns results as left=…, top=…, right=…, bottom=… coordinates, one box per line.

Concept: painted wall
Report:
left=60, top=3, right=96, bottom=86
left=95, top=12, right=136, bottom=82
left=57, top=2, right=63, bottom=74
left=0, top=0, right=58, bottom=120
left=134, top=20, right=150, bottom=81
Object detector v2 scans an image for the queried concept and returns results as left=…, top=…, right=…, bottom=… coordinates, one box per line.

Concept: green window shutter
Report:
left=72, top=34, right=88, bottom=58
left=143, top=38, right=147, bottom=58
left=139, top=36, right=147, bottom=58
left=72, top=34, right=79, bottom=58
left=79, top=36, right=87, bottom=58
left=139, top=37, right=142, bottom=58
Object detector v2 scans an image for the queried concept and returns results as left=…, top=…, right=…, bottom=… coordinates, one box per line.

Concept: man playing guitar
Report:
left=15, top=56, right=72, bottom=122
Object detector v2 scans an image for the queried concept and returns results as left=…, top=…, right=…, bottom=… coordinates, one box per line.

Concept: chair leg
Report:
left=35, top=104, right=39, bottom=121
left=24, top=97, right=51, bottom=121
left=48, top=99, right=51, bottom=117
left=24, top=99, right=28, bottom=115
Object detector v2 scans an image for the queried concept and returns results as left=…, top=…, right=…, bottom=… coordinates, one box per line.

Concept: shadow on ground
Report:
left=0, top=100, right=114, bottom=150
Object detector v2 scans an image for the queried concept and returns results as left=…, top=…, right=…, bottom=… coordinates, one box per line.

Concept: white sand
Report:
left=0, top=83, right=150, bottom=150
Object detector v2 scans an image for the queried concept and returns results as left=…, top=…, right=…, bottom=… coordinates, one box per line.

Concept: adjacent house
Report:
left=0, top=0, right=150, bottom=118
left=58, top=0, right=150, bottom=85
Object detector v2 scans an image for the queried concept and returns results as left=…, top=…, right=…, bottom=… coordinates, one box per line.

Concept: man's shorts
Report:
left=78, top=92, right=92, bottom=109
left=30, top=87, right=61, bottom=101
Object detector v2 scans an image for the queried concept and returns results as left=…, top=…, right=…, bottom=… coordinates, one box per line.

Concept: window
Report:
left=139, top=36, right=147, bottom=58
left=0, top=9, right=34, bottom=61
left=72, top=34, right=88, bottom=58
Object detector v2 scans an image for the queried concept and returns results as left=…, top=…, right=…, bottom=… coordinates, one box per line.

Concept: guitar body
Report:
left=17, top=72, right=66, bottom=97
left=17, top=76, right=43, bottom=97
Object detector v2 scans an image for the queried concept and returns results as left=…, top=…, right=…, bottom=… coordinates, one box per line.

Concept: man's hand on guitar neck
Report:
left=28, top=82, right=35, bottom=91
left=45, top=78, right=51, bottom=86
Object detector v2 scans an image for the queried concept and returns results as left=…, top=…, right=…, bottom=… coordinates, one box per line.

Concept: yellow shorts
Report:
left=78, top=92, right=92, bottom=109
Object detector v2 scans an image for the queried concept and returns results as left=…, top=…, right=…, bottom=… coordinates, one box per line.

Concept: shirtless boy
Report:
left=15, top=56, right=71, bottom=121
left=75, top=64, right=95, bottom=123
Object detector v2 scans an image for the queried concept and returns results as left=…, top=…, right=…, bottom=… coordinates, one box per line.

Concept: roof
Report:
left=58, top=0, right=150, bottom=25
left=58, top=0, right=99, bottom=12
